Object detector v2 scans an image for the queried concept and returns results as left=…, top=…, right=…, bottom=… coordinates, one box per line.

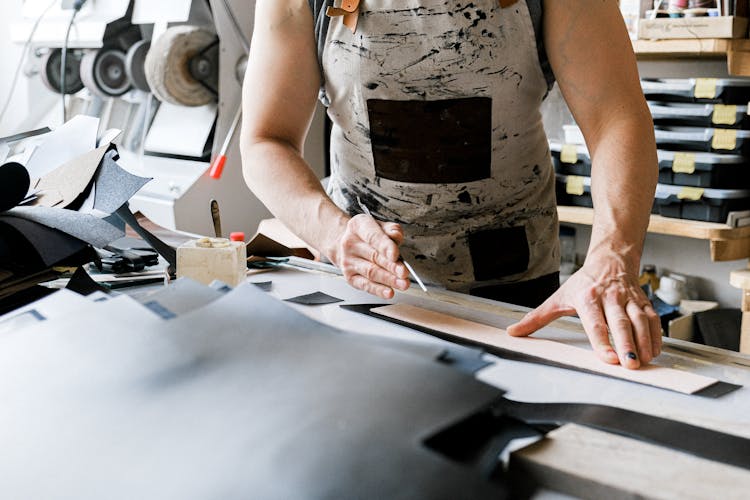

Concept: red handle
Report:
left=209, top=155, right=227, bottom=179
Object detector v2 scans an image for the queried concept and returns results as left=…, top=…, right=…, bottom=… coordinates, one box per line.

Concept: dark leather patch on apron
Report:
left=367, top=97, right=492, bottom=184
left=468, top=226, right=530, bottom=281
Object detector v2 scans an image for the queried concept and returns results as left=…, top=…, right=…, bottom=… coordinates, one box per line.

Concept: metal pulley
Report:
left=40, top=48, right=85, bottom=95
left=144, top=26, right=219, bottom=107
left=80, top=48, right=133, bottom=98
left=125, top=40, right=151, bottom=92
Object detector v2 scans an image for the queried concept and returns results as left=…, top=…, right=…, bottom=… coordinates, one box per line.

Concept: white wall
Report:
left=0, top=0, right=58, bottom=136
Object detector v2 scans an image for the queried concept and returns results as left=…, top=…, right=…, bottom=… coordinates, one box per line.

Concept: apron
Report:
left=312, top=0, right=559, bottom=295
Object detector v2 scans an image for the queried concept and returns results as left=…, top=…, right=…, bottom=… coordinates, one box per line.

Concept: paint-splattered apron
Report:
left=310, top=0, right=559, bottom=296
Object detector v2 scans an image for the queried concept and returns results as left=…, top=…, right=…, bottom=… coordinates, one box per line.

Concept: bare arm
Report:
left=241, top=0, right=409, bottom=298
left=508, top=0, right=661, bottom=369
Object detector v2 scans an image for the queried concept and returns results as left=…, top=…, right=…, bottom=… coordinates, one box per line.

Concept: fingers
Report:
left=507, top=295, right=574, bottom=337
left=625, top=301, right=653, bottom=364
left=645, top=304, right=663, bottom=358
left=577, top=299, right=620, bottom=365
left=339, top=215, right=409, bottom=299
left=602, top=297, right=640, bottom=369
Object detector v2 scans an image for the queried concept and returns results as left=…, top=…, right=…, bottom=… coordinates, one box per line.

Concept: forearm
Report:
left=241, top=140, right=349, bottom=262
left=588, top=111, right=657, bottom=273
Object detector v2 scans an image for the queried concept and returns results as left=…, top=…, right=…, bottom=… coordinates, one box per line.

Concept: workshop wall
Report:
left=0, top=0, right=57, bottom=136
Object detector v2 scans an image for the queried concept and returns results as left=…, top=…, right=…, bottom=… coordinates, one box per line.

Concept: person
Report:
left=240, top=0, right=661, bottom=370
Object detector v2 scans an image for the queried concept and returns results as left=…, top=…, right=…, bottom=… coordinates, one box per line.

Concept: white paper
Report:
left=132, top=0, right=191, bottom=24
left=25, top=115, right=99, bottom=180
left=144, top=103, right=217, bottom=158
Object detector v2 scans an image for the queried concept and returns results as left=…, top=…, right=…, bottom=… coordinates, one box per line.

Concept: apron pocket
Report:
left=468, top=226, right=529, bottom=281
left=367, top=97, right=492, bottom=184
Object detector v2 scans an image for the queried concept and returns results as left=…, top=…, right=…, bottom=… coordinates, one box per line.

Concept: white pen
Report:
left=357, top=197, right=429, bottom=293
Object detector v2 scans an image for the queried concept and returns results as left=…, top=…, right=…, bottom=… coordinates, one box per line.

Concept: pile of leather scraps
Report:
left=0, top=116, right=152, bottom=310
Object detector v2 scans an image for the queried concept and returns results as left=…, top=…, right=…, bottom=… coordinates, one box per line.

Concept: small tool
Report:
left=210, top=199, right=222, bottom=237
left=209, top=107, right=241, bottom=179
left=356, top=197, right=428, bottom=293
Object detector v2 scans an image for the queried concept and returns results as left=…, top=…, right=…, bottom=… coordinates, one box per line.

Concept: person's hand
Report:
left=333, top=214, right=410, bottom=299
left=506, top=252, right=662, bottom=369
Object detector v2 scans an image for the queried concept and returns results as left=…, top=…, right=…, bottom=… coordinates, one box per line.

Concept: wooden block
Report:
left=176, top=238, right=246, bottom=287
left=372, top=304, right=720, bottom=395
left=741, top=312, right=750, bottom=355
left=710, top=238, right=750, bottom=261
left=510, top=424, right=750, bottom=500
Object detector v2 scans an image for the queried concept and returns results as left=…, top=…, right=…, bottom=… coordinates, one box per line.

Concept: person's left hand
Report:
left=506, top=251, right=662, bottom=370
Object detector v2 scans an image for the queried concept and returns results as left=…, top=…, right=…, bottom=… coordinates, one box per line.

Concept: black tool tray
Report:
left=657, top=150, right=750, bottom=188
left=642, top=78, right=750, bottom=105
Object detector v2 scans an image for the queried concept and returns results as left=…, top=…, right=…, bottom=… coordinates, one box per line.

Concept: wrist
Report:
left=584, top=239, right=642, bottom=276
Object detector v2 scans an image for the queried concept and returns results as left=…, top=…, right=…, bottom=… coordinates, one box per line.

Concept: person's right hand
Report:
left=334, top=214, right=411, bottom=299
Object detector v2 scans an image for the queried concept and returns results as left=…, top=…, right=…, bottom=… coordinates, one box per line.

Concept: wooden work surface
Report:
left=558, top=205, right=750, bottom=261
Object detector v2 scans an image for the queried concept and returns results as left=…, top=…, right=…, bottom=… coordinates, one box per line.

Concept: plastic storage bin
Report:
left=555, top=174, right=594, bottom=208
left=550, top=142, right=592, bottom=176
left=654, top=184, right=750, bottom=222
left=642, top=78, right=750, bottom=105
left=657, top=150, right=750, bottom=188
left=654, top=126, right=750, bottom=155
left=649, top=102, right=750, bottom=130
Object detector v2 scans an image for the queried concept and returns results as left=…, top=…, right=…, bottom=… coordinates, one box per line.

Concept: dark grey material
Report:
left=284, top=290, right=343, bottom=305
left=3, top=206, right=124, bottom=248
left=92, top=149, right=151, bottom=214
left=0, top=283, right=506, bottom=499
left=495, top=398, right=750, bottom=471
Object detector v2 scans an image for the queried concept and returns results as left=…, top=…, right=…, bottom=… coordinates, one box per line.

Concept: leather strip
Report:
left=341, top=304, right=741, bottom=398
left=493, top=397, right=750, bottom=471
left=326, top=0, right=359, bottom=33
left=499, top=0, right=519, bottom=6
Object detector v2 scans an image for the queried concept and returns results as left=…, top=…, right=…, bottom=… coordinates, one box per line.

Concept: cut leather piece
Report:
left=32, top=143, right=113, bottom=209
left=91, top=149, right=151, bottom=215
left=341, top=303, right=740, bottom=397
left=493, top=397, right=750, bottom=471
left=499, top=0, right=519, bottom=7
left=4, top=206, right=124, bottom=249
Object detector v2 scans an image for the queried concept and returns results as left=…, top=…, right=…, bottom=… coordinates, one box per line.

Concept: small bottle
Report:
left=639, top=264, right=660, bottom=298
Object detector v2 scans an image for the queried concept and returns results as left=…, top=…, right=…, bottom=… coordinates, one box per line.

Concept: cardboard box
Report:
left=638, top=16, right=748, bottom=40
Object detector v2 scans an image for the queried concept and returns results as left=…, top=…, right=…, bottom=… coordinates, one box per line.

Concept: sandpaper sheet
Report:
left=344, top=303, right=738, bottom=397
left=3, top=206, right=124, bottom=248
left=32, top=144, right=111, bottom=209
left=91, top=149, right=151, bottom=214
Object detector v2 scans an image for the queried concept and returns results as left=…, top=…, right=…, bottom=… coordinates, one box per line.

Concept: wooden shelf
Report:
left=557, top=206, right=750, bottom=261
left=633, top=38, right=750, bottom=75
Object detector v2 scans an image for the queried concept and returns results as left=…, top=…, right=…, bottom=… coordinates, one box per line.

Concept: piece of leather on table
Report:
left=0, top=162, right=30, bottom=213
left=32, top=143, right=112, bottom=209
left=0, top=218, right=87, bottom=268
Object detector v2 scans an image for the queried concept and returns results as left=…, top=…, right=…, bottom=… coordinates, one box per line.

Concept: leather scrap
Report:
left=499, top=0, right=519, bottom=7
left=326, top=0, right=360, bottom=33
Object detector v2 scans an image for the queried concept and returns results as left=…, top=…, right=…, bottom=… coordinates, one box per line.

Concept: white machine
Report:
left=11, top=0, right=327, bottom=238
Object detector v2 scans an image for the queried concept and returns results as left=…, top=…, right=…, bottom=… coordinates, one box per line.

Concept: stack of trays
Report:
left=552, top=78, right=750, bottom=223
left=551, top=141, right=750, bottom=223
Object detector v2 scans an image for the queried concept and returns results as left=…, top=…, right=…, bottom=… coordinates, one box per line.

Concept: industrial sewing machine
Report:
left=11, top=0, right=327, bottom=237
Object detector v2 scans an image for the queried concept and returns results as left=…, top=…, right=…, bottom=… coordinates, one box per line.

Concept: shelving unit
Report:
left=558, top=206, right=750, bottom=262
left=633, top=38, right=750, bottom=75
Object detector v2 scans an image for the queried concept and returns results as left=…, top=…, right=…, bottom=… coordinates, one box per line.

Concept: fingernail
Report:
left=627, top=352, right=638, bottom=361
left=396, top=279, right=409, bottom=289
